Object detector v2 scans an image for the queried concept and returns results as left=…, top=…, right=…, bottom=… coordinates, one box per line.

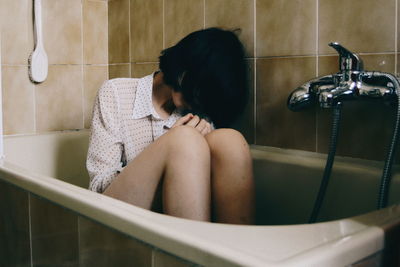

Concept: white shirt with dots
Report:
left=87, top=73, right=181, bottom=193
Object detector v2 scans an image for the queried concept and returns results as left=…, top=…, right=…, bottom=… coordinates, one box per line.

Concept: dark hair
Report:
left=159, top=28, right=248, bottom=128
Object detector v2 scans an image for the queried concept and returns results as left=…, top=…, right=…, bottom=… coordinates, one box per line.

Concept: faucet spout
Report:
left=329, top=42, right=364, bottom=72
left=287, top=75, right=335, bottom=111
left=287, top=43, right=398, bottom=110
left=319, top=84, right=357, bottom=108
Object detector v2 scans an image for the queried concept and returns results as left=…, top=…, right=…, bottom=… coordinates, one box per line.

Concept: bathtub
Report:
left=0, top=130, right=399, bottom=266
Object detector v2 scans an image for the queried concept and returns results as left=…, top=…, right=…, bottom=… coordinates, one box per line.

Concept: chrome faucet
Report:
left=287, top=42, right=399, bottom=110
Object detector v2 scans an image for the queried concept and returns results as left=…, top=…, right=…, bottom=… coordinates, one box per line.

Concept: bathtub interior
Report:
left=253, top=148, right=400, bottom=225
left=3, top=130, right=400, bottom=226
left=4, top=130, right=90, bottom=189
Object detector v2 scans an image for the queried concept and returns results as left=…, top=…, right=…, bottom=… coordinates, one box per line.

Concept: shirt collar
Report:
left=132, top=73, right=160, bottom=119
left=132, top=73, right=181, bottom=128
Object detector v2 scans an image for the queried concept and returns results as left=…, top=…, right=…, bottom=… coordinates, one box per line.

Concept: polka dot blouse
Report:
left=87, top=73, right=181, bottom=193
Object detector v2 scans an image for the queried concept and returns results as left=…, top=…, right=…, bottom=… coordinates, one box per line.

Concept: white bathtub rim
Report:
left=0, top=161, right=253, bottom=266
left=1, top=160, right=398, bottom=266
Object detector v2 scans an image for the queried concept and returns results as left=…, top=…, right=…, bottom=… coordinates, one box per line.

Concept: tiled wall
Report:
left=1, top=0, right=399, bottom=161
left=108, top=0, right=400, bottom=161
left=0, top=180, right=196, bottom=266
left=255, top=0, right=398, bottom=161
left=107, top=0, right=257, bottom=142
left=0, top=0, right=108, bottom=135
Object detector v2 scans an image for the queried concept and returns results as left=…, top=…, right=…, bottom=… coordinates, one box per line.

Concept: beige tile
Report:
left=79, top=216, right=152, bottom=267
left=109, top=64, right=131, bottom=79
left=316, top=101, right=396, bottom=161
left=165, top=0, right=204, bottom=48
left=0, top=181, right=30, bottom=267
left=2, top=66, right=35, bottom=135
left=231, top=59, right=254, bottom=144
left=35, top=65, right=83, bottom=132
left=130, top=0, right=163, bottom=62
left=108, top=0, right=130, bottom=64
left=317, top=54, right=396, bottom=161
left=84, top=65, right=108, bottom=128
left=256, top=57, right=317, bottom=151
left=363, top=54, right=396, bottom=73
left=83, top=0, right=108, bottom=64
left=206, top=0, right=254, bottom=57
left=42, top=0, right=82, bottom=64
left=153, top=249, right=194, bottom=267
left=397, top=53, right=400, bottom=77
left=131, top=63, right=159, bottom=78
left=0, top=0, right=33, bottom=65
left=256, top=0, right=316, bottom=57
left=30, top=195, right=79, bottom=266
left=319, top=0, right=395, bottom=54
left=30, top=195, right=78, bottom=238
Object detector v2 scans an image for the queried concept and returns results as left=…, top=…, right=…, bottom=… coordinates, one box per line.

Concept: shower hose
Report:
left=309, top=73, right=400, bottom=223
left=309, top=102, right=342, bottom=223
left=377, top=73, right=400, bottom=209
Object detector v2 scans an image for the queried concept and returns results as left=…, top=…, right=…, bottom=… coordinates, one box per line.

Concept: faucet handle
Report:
left=329, top=42, right=364, bottom=72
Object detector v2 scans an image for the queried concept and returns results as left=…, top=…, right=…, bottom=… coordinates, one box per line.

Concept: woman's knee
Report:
left=205, top=128, right=249, bottom=156
left=165, top=125, right=210, bottom=157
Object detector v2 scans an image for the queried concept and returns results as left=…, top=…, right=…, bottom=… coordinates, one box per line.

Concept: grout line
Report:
left=245, top=52, right=397, bottom=61
left=253, top=0, right=257, bottom=144
left=3, top=129, right=88, bottom=138
left=395, top=0, right=398, bottom=76
left=315, top=0, right=319, bottom=152
left=77, top=217, right=81, bottom=266
left=33, top=83, right=37, bottom=134
left=254, top=0, right=256, bottom=58
left=128, top=0, right=131, bottom=77
left=134, top=61, right=159, bottom=64
left=256, top=54, right=327, bottom=60
left=315, top=0, right=319, bottom=77
left=151, top=249, right=155, bottom=267
left=106, top=0, right=109, bottom=79
left=162, top=0, right=165, bottom=49
left=2, top=63, right=131, bottom=67
left=81, top=0, right=85, bottom=129
left=203, top=0, right=206, bottom=28
left=28, top=193, right=33, bottom=267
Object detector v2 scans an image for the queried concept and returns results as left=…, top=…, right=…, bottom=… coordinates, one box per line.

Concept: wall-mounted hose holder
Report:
left=29, top=0, right=48, bottom=83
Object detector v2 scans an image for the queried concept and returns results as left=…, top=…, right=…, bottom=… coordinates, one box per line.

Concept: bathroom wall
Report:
left=0, top=0, right=108, bottom=135
left=257, top=0, right=398, bottom=161
left=108, top=0, right=256, bottom=143
left=1, top=0, right=399, bottom=161
left=108, top=0, right=400, bottom=161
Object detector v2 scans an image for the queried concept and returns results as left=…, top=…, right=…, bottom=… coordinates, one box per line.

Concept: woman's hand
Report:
left=171, top=113, right=212, bottom=136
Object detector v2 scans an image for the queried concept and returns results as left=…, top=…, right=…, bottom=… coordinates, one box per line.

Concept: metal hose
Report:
left=309, top=102, right=343, bottom=223
left=377, top=73, right=400, bottom=209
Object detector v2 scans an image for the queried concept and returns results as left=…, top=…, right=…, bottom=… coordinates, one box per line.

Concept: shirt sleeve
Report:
left=86, top=80, right=124, bottom=193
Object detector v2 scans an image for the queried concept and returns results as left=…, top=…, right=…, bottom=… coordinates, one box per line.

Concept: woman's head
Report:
left=159, top=28, right=248, bottom=128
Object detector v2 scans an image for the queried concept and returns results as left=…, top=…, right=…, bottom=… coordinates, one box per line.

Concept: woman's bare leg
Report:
left=104, top=126, right=211, bottom=221
left=205, top=129, right=255, bottom=224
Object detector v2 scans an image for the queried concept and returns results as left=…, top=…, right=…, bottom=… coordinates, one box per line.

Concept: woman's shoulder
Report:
left=97, top=77, right=140, bottom=98
left=102, top=77, right=140, bottom=90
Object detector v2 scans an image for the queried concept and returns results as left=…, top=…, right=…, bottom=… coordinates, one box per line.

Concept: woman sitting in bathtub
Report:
left=87, top=28, right=255, bottom=224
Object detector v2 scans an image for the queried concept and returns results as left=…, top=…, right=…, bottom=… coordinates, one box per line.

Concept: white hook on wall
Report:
left=0, top=34, right=4, bottom=159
